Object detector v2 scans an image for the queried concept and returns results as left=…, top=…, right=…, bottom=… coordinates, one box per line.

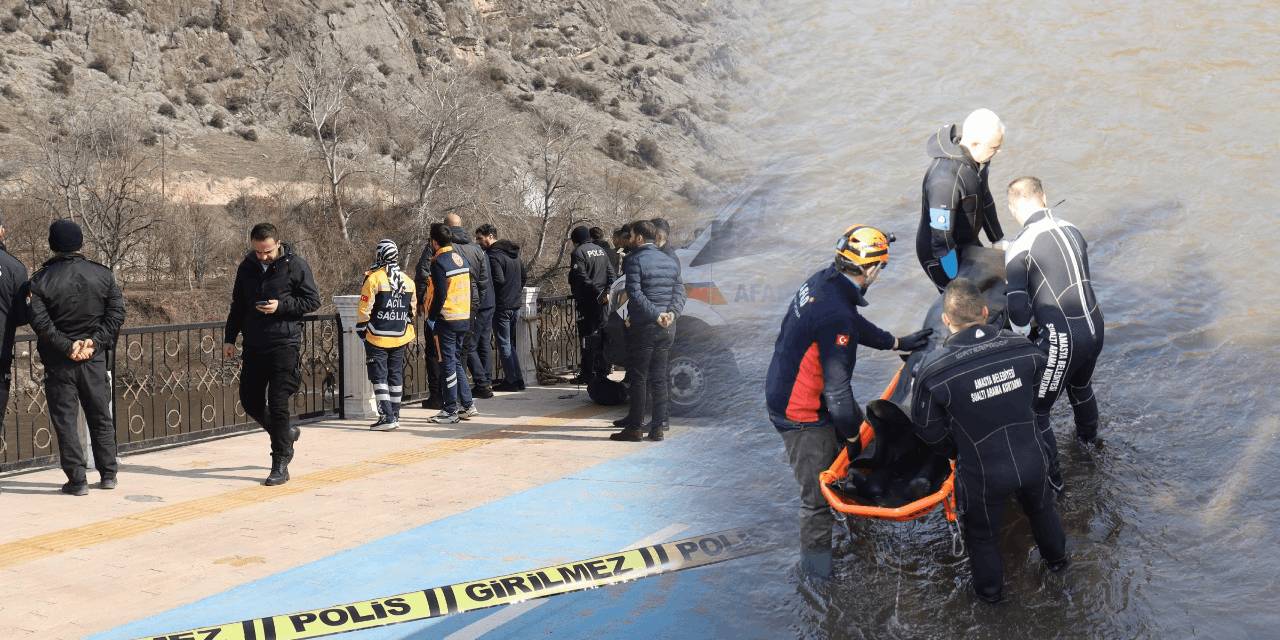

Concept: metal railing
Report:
left=534, top=295, right=579, bottom=377
left=0, top=315, right=341, bottom=472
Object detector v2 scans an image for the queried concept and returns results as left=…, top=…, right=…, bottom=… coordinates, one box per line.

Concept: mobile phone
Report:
left=255, top=300, right=271, bottom=307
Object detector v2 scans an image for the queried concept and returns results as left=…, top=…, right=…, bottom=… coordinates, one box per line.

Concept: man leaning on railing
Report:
left=223, top=222, right=320, bottom=487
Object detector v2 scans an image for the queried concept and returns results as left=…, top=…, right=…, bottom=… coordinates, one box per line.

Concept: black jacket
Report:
left=600, top=240, right=622, bottom=275
left=451, top=226, right=493, bottom=311
left=0, top=244, right=30, bottom=370
left=487, top=240, right=527, bottom=311
left=916, top=124, right=1004, bottom=287
left=622, top=243, right=686, bottom=325
left=569, top=241, right=615, bottom=305
left=29, top=253, right=125, bottom=367
left=224, top=243, right=321, bottom=352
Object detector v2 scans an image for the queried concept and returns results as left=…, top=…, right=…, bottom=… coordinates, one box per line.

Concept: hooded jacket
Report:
left=451, top=226, right=493, bottom=311
left=917, top=124, right=1004, bottom=286
left=224, top=243, right=321, bottom=352
left=487, top=240, right=528, bottom=311
left=29, top=253, right=126, bottom=367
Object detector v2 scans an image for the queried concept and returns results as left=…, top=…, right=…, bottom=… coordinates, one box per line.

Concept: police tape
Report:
left=139, top=527, right=769, bottom=640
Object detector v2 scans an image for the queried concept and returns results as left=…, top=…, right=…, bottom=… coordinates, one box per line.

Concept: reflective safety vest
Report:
left=427, top=246, right=472, bottom=327
left=357, top=267, right=417, bottom=349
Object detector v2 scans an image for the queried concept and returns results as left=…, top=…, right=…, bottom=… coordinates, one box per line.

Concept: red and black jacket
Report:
left=765, top=266, right=895, bottom=440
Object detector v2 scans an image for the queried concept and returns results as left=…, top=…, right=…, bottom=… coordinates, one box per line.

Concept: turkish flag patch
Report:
left=836, top=334, right=850, bottom=346
left=360, top=295, right=369, bottom=302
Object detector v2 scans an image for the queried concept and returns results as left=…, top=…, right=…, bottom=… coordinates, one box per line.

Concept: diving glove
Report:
left=895, top=328, right=933, bottom=351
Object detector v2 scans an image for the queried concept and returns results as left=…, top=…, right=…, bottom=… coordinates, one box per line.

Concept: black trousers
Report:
left=466, top=306, right=495, bottom=387
left=622, top=323, right=674, bottom=425
left=421, top=321, right=443, bottom=401
left=576, top=299, right=606, bottom=380
left=781, top=426, right=841, bottom=553
left=240, top=346, right=301, bottom=459
left=958, top=472, right=1066, bottom=599
left=47, top=357, right=117, bottom=483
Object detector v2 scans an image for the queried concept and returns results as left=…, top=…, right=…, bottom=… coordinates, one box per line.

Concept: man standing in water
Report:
left=1005, top=177, right=1105, bottom=491
left=765, top=225, right=932, bottom=578
left=912, top=278, right=1067, bottom=602
left=916, top=108, right=1007, bottom=291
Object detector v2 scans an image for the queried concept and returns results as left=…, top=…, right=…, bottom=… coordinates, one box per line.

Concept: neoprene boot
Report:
left=264, top=455, right=290, bottom=486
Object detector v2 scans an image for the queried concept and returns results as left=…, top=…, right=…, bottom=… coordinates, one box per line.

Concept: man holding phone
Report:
left=224, top=223, right=320, bottom=486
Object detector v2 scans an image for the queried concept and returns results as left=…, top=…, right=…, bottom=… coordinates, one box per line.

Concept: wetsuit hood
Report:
left=491, top=239, right=521, bottom=258
left=926, top=123, right=979, bottom=169
left=942, top=323, right=1001, bottom=347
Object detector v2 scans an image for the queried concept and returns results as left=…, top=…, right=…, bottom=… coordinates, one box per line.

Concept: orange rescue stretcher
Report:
left=818, top=365, right=957, bottom=523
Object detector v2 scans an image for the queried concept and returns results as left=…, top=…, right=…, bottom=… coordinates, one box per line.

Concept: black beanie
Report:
left=570, top=226, right=591, bottom=245
left=49, top=219, right=84, bottom=253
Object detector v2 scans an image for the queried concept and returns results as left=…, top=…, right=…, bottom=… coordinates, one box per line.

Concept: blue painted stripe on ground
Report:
left=94, top=424, right=794, bottom=640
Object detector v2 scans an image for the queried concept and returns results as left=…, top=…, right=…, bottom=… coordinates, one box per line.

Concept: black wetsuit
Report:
left=916, top=124, right=1004, bottom=291
left=1005, top=208, right=1105, bottom=483
left=912, top=324, right=1066, bottom=600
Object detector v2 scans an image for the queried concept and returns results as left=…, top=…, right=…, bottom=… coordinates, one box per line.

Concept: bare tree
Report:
left=28, top=106, right=160, bottom=277
left=520, top=116, right=591, bottom=284
left=402, top=71, right=496, bottom=213
left=600, top=169, right=654, bottom=225
left=286, top=44, right=365, bottom=242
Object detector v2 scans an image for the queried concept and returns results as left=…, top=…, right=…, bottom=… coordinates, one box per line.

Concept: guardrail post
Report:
left=517, top=286, right=539, bottom=384
left=333, top=295, right=378, bottom=420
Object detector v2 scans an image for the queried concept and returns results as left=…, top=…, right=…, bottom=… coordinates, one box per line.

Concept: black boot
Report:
left=609, top=427, right=643, bottom=442
left=644, top=422, right=666, bottom=441
left=264, top=455, right=291, bottom=486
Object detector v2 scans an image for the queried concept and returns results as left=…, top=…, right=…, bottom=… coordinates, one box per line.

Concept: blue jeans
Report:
left=467, top=306, right=495, bottom=387
left=493, top=308, right=524, bottom=386
left=437, top=322, right=473, bottom=414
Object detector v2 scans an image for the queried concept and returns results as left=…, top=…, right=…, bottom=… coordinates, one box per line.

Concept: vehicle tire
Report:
left=668, top=331, right=738, bottom=417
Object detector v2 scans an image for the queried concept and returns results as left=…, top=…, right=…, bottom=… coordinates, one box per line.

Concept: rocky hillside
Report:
left=0, top=0, right=750, bottom=205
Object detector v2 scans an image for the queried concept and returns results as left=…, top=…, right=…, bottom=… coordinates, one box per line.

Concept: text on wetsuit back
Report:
left=971, top=367, right=1023, bottom=403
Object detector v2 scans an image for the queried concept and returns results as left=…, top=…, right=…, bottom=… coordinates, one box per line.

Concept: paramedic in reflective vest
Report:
left=764, top=225, right=933, bottom=578
left=911, top=278, right=1067, bottom=603
left=423, top=223, right=477, bottom=425
left=917, top=109, right=1006, bottom=291
left=357, top=239, right=417, bottom=432
left=1005, top=176, right=1105, bottom=492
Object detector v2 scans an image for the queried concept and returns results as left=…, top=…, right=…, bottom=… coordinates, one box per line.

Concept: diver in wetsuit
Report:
left=916, top=109, right=1007, bottom=291
left=1004, top=177, right=1105, bottom=492
left=911, top=278, right=1067, bottom=603
left=765, top=225, right=932, bottom=579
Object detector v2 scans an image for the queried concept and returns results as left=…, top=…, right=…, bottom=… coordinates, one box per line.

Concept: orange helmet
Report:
left=834, top=225, right=893, bottom=274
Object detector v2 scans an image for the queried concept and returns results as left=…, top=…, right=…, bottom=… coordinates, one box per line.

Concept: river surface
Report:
left=686, top=2, right=1280, bottom=638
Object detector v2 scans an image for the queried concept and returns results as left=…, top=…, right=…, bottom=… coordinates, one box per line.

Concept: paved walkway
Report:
left=0, top=385, right=651, bottom=639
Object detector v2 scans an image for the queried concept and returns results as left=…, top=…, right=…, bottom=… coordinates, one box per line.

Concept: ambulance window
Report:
left=691, top=190, right=772, bottom=267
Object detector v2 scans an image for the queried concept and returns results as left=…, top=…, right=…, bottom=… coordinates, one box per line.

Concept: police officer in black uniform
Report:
left=568, top=225, right=615, bottom=384
left=29, top=220, right=126, bottom=496
left=917, top=109, right=1006, bottom=291
left=1005, top=177, right=1105, bottom=491
left=0, top=217, right=30, bottom=435
left=224, top=223, right=320, bottom=486
left=911, top=278, right=1067, bottom=602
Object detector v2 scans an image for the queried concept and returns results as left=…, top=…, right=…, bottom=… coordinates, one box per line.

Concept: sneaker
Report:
left=430, top=411, right=460, bottom=424
left=99, top=475, right=118, bottom=490
left=369, top=416, right=392, bottom=430
left=370, top=420, right=399, bottom=432
left=459, top=405, right=479, bottom=420
left=61, top=481, right=89, bottom=496
left=473, top=386, right=495, bottom=399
